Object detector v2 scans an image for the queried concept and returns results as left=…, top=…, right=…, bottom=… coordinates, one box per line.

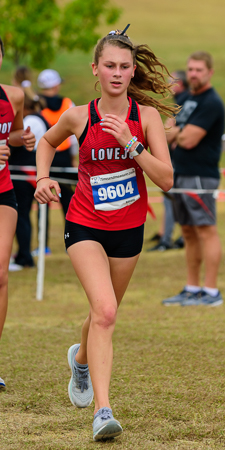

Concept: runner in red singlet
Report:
left=35, top=26, right=177, bottom=440
left=0, top=37, right=35, bottom=390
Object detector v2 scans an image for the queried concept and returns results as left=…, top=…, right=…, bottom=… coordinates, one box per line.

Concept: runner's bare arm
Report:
left=3, top=85, right=35, bottom=150
left=35, top=106, right=87, bottom=204
left=138, top=107, right=173, bottom=191
left=4, top=86, right=24, bottom=145
left=40, top=105, right=88, bottom=149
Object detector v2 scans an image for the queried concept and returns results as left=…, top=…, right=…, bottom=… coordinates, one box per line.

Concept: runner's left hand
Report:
left=100, top=114, right=133, bottom=148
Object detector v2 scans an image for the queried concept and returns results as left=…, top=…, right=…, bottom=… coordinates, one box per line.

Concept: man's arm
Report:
left=176, top=124, right=207, bottom=149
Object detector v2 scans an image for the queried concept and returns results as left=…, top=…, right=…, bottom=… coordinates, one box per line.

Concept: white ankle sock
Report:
left=185, top=285, right=201, bottom=294
left=203, top=287, right=219, bottom=297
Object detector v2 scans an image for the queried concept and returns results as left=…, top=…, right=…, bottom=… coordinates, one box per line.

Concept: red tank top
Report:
left=66, top=98, right=148, bottom=230
left=0, top=86, right=15, bottom=193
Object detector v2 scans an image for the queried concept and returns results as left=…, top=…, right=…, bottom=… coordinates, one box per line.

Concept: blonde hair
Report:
left=93, top=30, right=178, bottom=117
left=21, top=82, right=46, bottom=112
left=13, top=66, right=32, bottom=85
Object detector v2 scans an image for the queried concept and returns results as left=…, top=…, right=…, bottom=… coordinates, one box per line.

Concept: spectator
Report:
left=31, top=69, right=78, bottom=256
left=162, top=51, right=224, bottom=306
left=9, top=71, right=49, bottom=270
left=148, top=70, right=189, bottom=251
left=12, top=65, right=32, bottom=88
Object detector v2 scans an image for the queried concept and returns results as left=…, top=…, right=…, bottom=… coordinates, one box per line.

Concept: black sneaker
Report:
left=173, top=236, right=185, bottom=249
left=149, top=233, right=162, bottom=242
left=147, top=242, right=173, bottom=252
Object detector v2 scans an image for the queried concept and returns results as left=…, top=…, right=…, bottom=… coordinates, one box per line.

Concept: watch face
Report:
left=136, top=143, right=144, bottom=154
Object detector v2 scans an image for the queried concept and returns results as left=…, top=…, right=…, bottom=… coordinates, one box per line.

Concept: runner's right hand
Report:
left=0, top=144, right=10, bottom=165
left=34, top=178, right=61, bottom=204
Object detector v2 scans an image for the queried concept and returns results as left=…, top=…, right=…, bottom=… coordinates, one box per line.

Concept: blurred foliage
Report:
left=0, top=0, right=121, bottom=68
left=59, top=0, right=121, bottom=52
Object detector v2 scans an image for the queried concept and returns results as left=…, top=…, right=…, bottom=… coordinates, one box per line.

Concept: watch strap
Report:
left=129, top=142, right=144, bottom=157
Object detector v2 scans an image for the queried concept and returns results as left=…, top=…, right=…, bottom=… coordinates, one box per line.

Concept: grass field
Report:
left=1, top=1, right=225, bottom=448
left=0, top=186, right=225, bottom=449
left=1, top=152, right=225, bottom=449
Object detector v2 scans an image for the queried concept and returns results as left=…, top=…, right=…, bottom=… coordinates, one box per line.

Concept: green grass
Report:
left=0, top=186, right=225, bottom=449
left=1, top=1, right=225, bottom=448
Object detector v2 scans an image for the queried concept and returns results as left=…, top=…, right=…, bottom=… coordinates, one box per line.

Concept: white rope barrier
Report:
left=9, top=165, right=78, bottom=173
left=10, top=174, right=79, bottom=185
left=146, top=187, right=225, bottom=196
left=9, top=165, right=225, bottom=301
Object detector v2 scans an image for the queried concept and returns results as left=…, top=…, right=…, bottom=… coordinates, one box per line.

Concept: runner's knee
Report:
left=92, top=304, right=117, bottom=329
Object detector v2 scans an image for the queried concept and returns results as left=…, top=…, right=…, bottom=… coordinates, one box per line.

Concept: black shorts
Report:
left=0, top=188, right=18, bottom=211
left=64, top=220, right=144, bottom=258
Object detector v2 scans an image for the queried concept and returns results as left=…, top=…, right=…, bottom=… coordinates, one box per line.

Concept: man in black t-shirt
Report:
left=148, top=70, right=189, bottom=251
left=162, top=51, right=224, bottom=307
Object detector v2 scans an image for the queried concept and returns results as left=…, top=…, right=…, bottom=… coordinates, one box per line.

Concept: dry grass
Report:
left=1, top=2, right=225, bottom=447
left=0, top=177, right=225, bottom=449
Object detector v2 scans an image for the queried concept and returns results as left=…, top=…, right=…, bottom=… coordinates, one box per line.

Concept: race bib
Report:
left=90, top=168, right=140, bottom=211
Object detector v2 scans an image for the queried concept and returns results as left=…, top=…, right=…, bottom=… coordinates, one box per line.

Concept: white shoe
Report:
left=67, top=344, right=93, bottom=408
left=93, top=407, right=123, bottom=441
left=8, top=263, right=23, bottom=272
left=0, top=377, right=6, bottom=389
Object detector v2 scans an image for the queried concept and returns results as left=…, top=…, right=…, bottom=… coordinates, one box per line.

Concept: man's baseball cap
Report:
left=37, top=69, right=63, bottom=89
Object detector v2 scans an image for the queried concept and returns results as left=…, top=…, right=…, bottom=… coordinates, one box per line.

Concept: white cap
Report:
left=37, top=69, right=62, bottom=89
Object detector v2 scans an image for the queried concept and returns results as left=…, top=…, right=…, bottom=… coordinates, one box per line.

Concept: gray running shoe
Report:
left=162, top=289, right=198, bottom=306
left=182, top=290, right=223, bottom=307
left=0, top=377, right=5, bottom=389
left=181, top=290, right=204, bottom=306
left=93, top=407, right=123, bottom=441
left=67, top=344, right=93, bottom=408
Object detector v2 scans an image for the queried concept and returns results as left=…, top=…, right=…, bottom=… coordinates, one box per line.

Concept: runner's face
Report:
left=187, top=59, right=213, bottom=92
left=92, top=44, right=135, bottom=95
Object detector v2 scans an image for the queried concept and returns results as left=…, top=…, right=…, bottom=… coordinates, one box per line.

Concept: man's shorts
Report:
left=173, top=176, right=219, bottom=226
left=64, top=220, right=144, bottom=258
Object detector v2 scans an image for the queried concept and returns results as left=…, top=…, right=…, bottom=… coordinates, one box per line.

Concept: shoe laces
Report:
left=74, top=365, right=89, bottom=392
left=101, top=410, right=112, bottom=421
left=95, top=408, right=112, bottom=422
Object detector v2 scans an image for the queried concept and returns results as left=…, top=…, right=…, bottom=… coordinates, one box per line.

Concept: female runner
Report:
left=34, top=26, right=176, bottom=441
left=0, top=37, right=35, bottom=388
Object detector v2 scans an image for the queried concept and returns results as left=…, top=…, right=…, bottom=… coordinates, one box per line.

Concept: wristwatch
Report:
left=129, top=142, right=145, bottom=157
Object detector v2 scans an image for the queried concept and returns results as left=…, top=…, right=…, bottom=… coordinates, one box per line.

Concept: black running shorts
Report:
left=0, top=188, right=18, bottom=211
left=64, top=220, right=144, bottom=258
